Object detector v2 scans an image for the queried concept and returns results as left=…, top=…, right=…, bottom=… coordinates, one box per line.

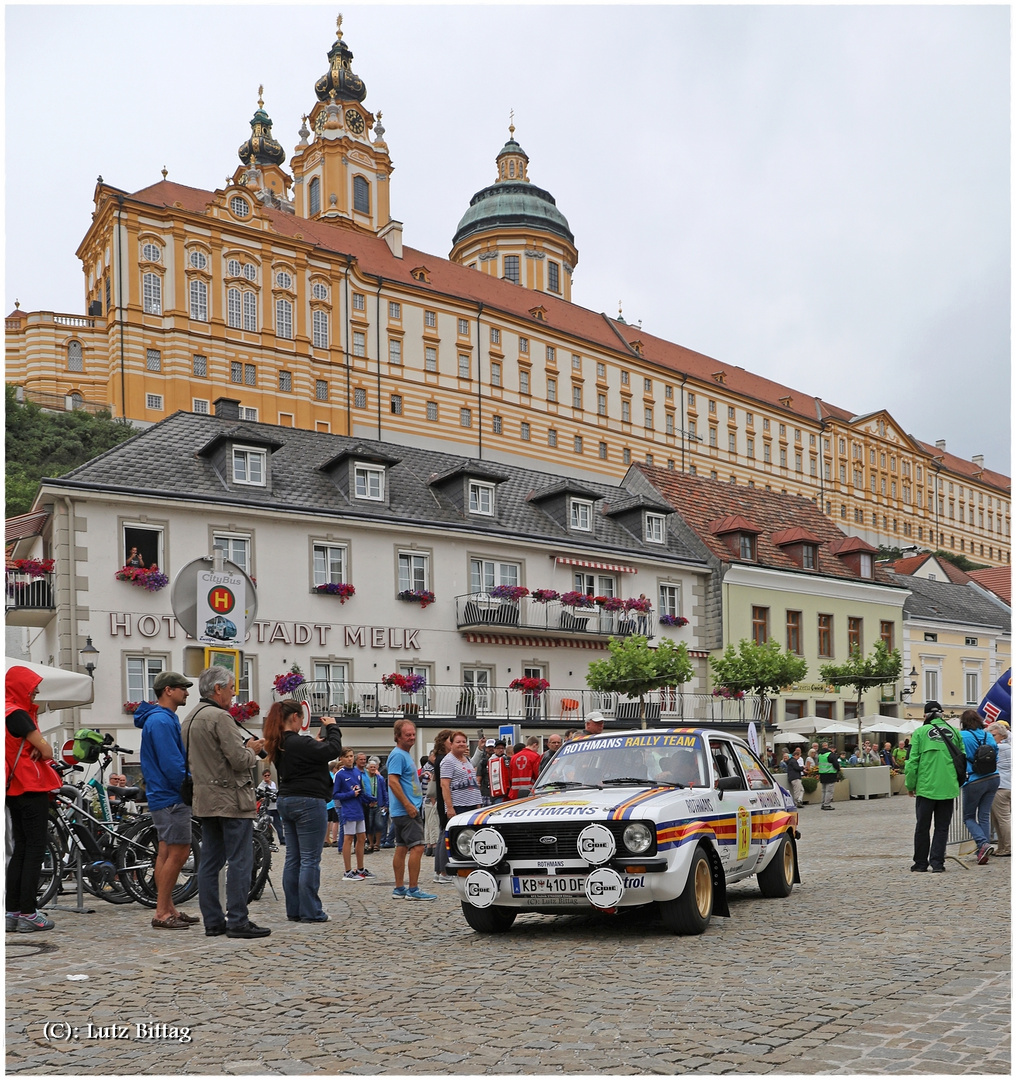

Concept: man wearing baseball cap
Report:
left=583, top=711, right=606, bottom=736
left=134, top=672, right=197, bottom=929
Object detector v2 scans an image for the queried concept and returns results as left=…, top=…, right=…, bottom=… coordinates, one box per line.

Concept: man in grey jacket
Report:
left=181, top=666, right=269, bottom=939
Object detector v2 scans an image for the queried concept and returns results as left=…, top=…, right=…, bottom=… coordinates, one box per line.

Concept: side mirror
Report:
left=715, top=775, right=746, bottom=797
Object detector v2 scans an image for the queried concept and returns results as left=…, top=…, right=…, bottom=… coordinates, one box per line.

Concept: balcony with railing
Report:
left=5, top=569, right=56, bottom=626
left=282, top=680, right=765, bottom=729
left=454, top=593, right=657, bottom=639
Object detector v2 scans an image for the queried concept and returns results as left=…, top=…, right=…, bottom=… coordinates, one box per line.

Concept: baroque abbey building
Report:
left=6, top=16, right=1010, bottom=569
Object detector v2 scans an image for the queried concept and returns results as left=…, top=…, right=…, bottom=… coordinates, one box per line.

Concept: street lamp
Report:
left=900, top=666, right=918, bottom=700
left=80, top=636, right=100, bottom=679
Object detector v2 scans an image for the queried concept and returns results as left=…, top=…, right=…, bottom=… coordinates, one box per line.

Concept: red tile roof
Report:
left=915, top=440, right=1010, bottom=493
left=635, top=465, right=896, bottom=584
left=120, top=181, right=1009, bottom=492
left=886, top=554, right=932, bottom=576
left=771, top=526, right=822, bottom=547
left=967, top=566, right=1011, bottom=604
left=827, top=535, right=877, bottom=556
left=709, top=514, right=761, bottom=536
left=885, top=553, right=973, bottom=586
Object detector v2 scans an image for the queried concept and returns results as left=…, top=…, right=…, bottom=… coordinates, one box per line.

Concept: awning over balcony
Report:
left=554, top=556, right=637, bottom=574
left=463, top=632, right=609, bottom=650
left=6, top=510, right=50, bottom=545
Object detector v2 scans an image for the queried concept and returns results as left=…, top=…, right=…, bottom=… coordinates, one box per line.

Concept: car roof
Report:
left=586, top=727, right=750, bottom=744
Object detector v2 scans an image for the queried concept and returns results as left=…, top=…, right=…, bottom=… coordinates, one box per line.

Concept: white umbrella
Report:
left=776, top=716, right=825, bottom=735
left=773, top=731, right=810, bottom=743
left=5, top=658, right=94, bottom=712
left=814, top=720, right=858, bottom=735
left=897, top=718, right=923, bottom=735
left=859, top=715, right=904, bottom=734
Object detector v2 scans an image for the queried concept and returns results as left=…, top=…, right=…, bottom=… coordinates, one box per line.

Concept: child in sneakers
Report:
left=333, top=748, right=368, bottom=879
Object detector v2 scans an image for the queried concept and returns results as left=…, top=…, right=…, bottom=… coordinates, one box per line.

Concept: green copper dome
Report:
left=452, top=182, right=574, bottom=247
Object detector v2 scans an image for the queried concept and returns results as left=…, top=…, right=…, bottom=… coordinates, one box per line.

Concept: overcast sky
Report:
left=5, top=4, right=1010, bottom=474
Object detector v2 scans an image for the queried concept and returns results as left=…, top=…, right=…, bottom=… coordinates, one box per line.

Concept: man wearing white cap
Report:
left=583, top=711, right=606, bottom=736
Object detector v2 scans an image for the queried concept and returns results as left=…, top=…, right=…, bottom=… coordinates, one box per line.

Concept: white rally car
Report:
left=447, top=728, right=800, bottom=935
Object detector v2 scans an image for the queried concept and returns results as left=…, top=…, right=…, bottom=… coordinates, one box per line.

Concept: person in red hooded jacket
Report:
left=6, top=665, right=61, bottom=933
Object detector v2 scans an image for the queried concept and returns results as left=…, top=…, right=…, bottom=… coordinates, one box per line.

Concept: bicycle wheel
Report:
left=36, top=837, right=63, bottom=909
left=116, top=817, right=201, bottom=908
left=249, top=829, right=271, bottom=902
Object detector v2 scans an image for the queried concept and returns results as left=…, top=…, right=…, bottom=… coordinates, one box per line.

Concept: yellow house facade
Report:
left=5, top=16, right=1010, bottom=569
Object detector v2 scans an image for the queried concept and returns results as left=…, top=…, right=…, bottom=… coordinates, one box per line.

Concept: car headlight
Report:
left=455, top=828, right=476, bottom=858
left=623, top=822, right=653, bottom=854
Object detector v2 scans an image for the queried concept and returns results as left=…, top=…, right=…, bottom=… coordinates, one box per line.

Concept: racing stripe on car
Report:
left=463, top=795, right=541, bottom=827
left=655, top=819, right=718, bottom=851
left=752, top=810, right=794, bottom=840
left=608, top=788, right=673, bottom=820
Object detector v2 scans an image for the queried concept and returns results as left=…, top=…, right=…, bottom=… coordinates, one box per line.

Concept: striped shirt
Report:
left=440, top=753, right=482, bottom=810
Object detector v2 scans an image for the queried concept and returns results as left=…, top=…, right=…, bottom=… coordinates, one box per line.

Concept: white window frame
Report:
left=189, top=278, right=208, bottom=321
left=398, top=552, right=430, bottom=592
left=388, top=338, right=402, bottom=364
left=468, top=482, right=495, bottom=516
left=353, top=331, right=366, bottom=358
left=312, top=661, right=348, bottom=709
left=126, top=655, right=166, bottom=704
left=142, top=272, right=161, bottom=314
left=213, top=532, right=251, bottom=574
left=312, top=309, right=329, bottom=349
left=659, top=583, right=682, bottom=618
left=354, top=464, right=385, bottom=501
left=313, top=543, right=348, bottom=587
left=227, top=288, right=242, bottom=328
left=276, top=298, right=293, bottom=340
left=192, top=398, right=209, bottom=414
left=470, top=559, right=520, bottom=592
left=570, top=499, right=593, bottom=531
left=145, top=393, right=163, bottom=410
left=232, top=446, right=267, bottom=486
left=645, top=513, right=666, bottom=544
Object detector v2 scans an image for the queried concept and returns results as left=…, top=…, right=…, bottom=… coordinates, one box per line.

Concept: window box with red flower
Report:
left=398, top=589, right=436, bottom=609
left=314, top=582, right=356, bottom=603
left=115, top=566, right=170, bottom=592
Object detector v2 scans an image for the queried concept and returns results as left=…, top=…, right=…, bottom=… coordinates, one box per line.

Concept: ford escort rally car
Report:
left=446, top=728, right=800, bottom=935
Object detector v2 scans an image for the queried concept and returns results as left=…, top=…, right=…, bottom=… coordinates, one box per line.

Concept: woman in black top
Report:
left=263, top=702, right=343, bottom=923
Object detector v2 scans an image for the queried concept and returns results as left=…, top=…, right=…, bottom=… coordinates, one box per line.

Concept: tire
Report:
left=249, top=829, right=271, bottom=902
left=460, top=902, right=517, bottom=934
left=757, top=834, right=795, bottom=899
left=36, top=838, right=63, bottom=908
left=659, top=846, right=713, bottom=935
left=115, top=818, right=201, bottom=909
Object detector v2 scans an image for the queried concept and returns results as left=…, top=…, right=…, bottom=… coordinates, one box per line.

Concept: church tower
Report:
left=232, top=88, right=294, bottom=211
left=289, top=14, right=396, bottom=246
left=449, top=122, right=578, bottom=300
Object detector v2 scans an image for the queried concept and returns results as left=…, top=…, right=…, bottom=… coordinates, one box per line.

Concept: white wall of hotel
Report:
left=27, top=487, right=710, bottom=766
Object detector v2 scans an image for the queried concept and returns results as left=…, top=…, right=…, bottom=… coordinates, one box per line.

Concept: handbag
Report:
left=180, top=704, right=213, bottom=806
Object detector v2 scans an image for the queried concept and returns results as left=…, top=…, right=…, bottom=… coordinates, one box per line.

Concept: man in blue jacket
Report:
left=134, top=672, right=199, bottom=930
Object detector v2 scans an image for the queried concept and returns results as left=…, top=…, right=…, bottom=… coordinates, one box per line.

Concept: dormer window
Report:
left=232, top=446, right=266, bottom=487
left=739, top=534, right=756, bottom=560
left=802, top=544, right=816, bottom=570
left=354, top=464, right=385, bottom=501
left=858, top=553, right=873, bottom=578
left=645, top=513, right=666, bottom=544
left=469, top=481, right=495, bottom=516
left=570, top=499, right=593, bottom=531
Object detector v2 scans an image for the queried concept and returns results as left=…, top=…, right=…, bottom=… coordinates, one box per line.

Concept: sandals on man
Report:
left=152, top=914, right=192, bottom=930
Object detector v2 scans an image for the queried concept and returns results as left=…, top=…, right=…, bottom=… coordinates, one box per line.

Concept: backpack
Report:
left=71, top=728, right=105, bottom=764
left=931, top=724, right=967, bottom=786
left=971, top=731, right=998, bottom=776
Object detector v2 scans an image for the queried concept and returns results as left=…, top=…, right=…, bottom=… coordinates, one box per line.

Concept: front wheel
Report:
left=249, top=829, right=271, bottom=902
left=659, top=846, right=713, bottom=935
left=757, top=834, right=795, bottom=898
left=460, top=902, right=517, bottom=934
left=115, top=818, right=201, bottom=908
left=36, top=838, right=63, bottom=909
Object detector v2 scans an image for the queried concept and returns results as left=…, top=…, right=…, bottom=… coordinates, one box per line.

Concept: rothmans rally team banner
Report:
left=195, top=568, right=246, bottom=648
left=978, top=669, right=1011, bottom=726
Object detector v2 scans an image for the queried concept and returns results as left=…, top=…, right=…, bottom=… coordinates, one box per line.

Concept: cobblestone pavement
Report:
left=5, top=794, right=1010, bottom=1075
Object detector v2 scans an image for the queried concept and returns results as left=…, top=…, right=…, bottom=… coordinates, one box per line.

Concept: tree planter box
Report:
left=847, top=765, right=892, bottom=800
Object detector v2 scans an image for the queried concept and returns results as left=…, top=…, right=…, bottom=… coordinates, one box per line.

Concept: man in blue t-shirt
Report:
left=386, top=720, right=435, bottom=901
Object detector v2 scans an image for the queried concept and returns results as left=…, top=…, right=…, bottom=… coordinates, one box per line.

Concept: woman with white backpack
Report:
left=959, top=710, right=1000, bottom=865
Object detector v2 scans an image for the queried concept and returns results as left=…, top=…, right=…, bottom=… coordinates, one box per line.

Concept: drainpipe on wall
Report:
left=375, top=280, right=383, bottom=441
left=62, top=495, right=79, bottom=729
left=115, top=196, right=126, bottom=419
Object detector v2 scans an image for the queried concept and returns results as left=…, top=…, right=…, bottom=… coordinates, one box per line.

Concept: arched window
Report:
left=67, top=340, right=83, bottom=372
left=68, top=392, right=84, bottom=410
left=353, top=175, right=370, bottom=214
left=309, top=176, right=321, bottom=216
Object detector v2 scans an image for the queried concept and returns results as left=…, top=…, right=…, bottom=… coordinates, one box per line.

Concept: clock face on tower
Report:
left=345, top=110, right=365, bottom=134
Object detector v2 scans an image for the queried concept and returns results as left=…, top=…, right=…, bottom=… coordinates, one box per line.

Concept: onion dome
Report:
left=237, top=88, right=286, bottom=167
left=314, top=13, right=366, bottom=104
left=452, top=124, right=574, bottom=248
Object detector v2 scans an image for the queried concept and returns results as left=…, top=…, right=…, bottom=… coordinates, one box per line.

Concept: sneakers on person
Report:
left=358, top=868, right=375, bottom=879
left=392, top=886, right=408, bottom=898
left=433, top=873, right=454, bottom=884
left=977, top=844, right=992, bottom=865
left=16, top=912, right=55, bottom=933
left=404, top=886, right=438, bottom=901
left=6, top=912, right=21, bottom=933
left=343, top=869, right=364, bottom=881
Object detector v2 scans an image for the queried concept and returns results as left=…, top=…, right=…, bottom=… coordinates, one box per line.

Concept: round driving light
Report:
left=463, top=869, right=498, bottom=909
left=623, top=822, right=653, bottom=854
left=576, top=823, right=616, bottom=866
left=469, top=827, right=507, bottom=866
left=455, top=828, right=477, bottom=858
left=584, top=867, right=626, bottom=909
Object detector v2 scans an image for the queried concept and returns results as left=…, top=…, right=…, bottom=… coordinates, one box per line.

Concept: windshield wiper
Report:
left=537, top=780, right=599, bottom=791
left=649, top=779, right=688, bottom=789
left=600, top=777, right=654, bottom=786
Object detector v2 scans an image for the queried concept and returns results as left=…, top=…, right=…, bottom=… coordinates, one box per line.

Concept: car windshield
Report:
left=535, top=732, right=709, bottom=791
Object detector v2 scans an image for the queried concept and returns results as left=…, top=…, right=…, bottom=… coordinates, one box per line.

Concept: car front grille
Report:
left=491, top=821, right=653, bottom=860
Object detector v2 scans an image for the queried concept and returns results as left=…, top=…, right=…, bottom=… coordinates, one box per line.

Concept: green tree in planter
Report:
left=709, top=639, right=808, bottom=723
left=586, top=636, right=693, bottom=729
left=819, top=639, right=902, bottom=727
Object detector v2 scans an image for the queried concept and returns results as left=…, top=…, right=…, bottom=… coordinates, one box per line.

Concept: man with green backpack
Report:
left=905, top=700, right=963, bottom=873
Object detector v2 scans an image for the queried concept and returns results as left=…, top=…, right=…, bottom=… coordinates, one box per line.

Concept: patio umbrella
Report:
left=896, top=718, right=923, bottom=735
left=776, top=716, right=825, bottom=735
left=773, top=731, right=810, bottom=743
left=859, top=715, right=904, bottom=734
left=814, top=720, right=858, bottom=735
left=4, top=657, right=94, bottom=712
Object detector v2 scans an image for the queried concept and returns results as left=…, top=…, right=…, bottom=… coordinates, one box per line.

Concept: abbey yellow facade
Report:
left=6, top=16, right=1010, bottom=568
